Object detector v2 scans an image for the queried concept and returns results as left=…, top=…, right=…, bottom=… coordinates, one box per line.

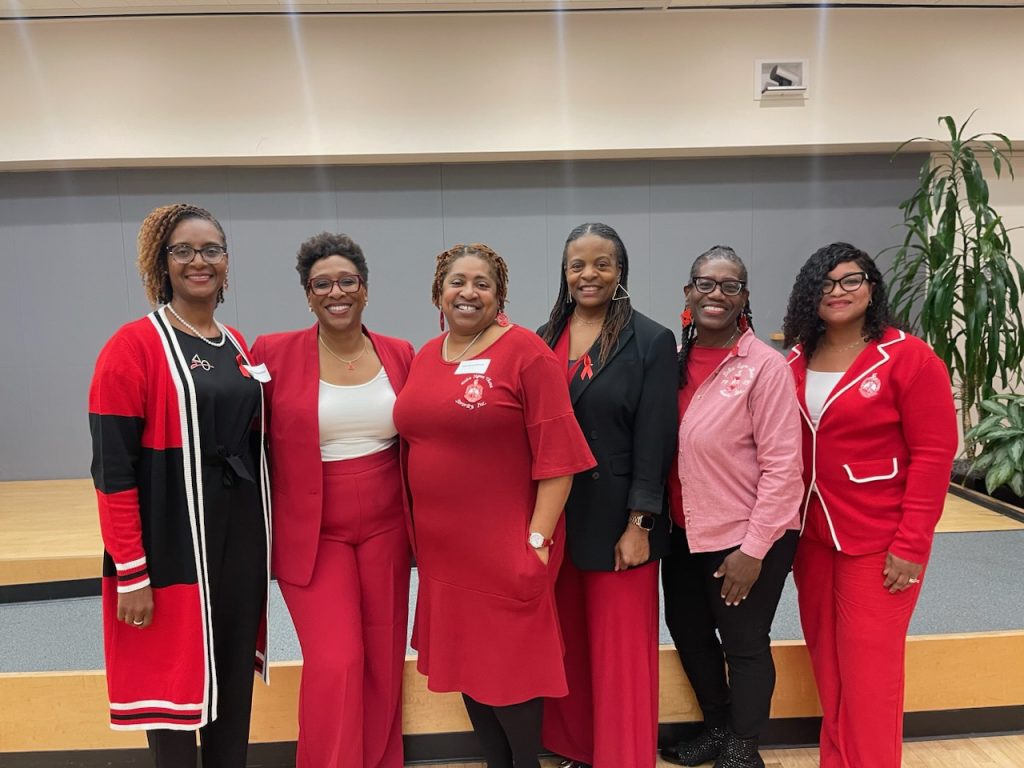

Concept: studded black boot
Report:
left=712, top=731, right=765, bottom=768
left=660, top=726, right=727, bottom=766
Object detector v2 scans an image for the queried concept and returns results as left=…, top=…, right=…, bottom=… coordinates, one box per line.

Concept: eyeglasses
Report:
left=821, top=271, right=869, bottom=295
left=307, top=275, right=364, bottom=296
left=166, top=244, right=228, bottom=265
left=691, top=277, right=746, bottom=296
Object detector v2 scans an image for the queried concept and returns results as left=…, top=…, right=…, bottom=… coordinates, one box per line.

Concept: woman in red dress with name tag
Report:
left=783, top=243, right=957, bottom=768
left=393, top=243, right=595, bottom=768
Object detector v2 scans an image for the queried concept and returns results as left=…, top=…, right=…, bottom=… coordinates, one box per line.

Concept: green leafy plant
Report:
left=887, top=113, right=1022, bottom=457
left=965, top=394, right=1024, bottom=497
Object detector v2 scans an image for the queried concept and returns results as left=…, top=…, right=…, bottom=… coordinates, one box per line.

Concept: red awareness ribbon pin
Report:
left=580, top=353, right=593, bottom=381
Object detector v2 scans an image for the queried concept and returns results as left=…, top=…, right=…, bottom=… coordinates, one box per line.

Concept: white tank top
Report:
left=805, top=370, right=845, bottom=425
left=319, top=368, right=398, bottom=461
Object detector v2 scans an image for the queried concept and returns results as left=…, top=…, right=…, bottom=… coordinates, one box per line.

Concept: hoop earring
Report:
left=439, top=310, right=446, bottom=332
left=612, top=284, right=630, bottom=301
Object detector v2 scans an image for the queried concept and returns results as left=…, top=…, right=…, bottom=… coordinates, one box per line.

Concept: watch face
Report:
left=529, top=532, right=544, bottom=548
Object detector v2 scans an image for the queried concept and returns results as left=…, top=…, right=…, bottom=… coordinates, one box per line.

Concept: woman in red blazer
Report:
left=782, top=243, right=957, bottom=768
left=251, top=233, right=414, bottom=768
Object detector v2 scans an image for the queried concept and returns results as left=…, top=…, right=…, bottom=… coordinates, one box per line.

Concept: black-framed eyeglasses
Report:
left=166, top=244, right=228, bottom=265
left=307, top=275, right=364, bottom=296
left=821, top=271, right=869, bottom=295
left=692, top=277, right=746, bottom=296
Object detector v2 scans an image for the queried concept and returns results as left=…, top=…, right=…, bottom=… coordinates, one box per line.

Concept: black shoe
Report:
left=557, top=760, right=592, bottom=768
left=660, top=726, right=727, bottom=766
left=712, top=732, right=765, bottom=768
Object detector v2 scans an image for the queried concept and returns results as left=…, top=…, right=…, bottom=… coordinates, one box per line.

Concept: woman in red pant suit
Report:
left=782, top=242, right=957, bottom=768
left=251, top=233, right=413, bottom=768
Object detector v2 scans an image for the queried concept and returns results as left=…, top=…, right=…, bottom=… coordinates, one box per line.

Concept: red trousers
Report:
left=542, top=557, right=660, bottom=768
left=278, top=450, right=411, bottom=768
left=793, top=537, right=923, bottom=768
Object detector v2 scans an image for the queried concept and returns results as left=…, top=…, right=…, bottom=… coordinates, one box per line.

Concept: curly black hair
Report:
left=782, top=242, right=893, bottom=357
left=296, top=232, right=369, bottom=289
left=678, top=245, right=754, bottom=387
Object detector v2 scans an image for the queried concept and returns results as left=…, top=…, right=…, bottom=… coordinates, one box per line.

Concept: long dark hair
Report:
left=782, top=242, right=893, bottom=357
left=678, top=245, right=754, bottom=387
left=540, top=222, right=632, bottom=364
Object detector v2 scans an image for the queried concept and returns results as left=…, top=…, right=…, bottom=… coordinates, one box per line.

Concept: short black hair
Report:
left=296, top=232, right=368, bottom=288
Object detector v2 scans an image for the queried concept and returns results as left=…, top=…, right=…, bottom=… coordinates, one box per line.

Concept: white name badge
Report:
left=243, top=363, right=272, bottom=383
left=455, top=359, right=490, bottom=375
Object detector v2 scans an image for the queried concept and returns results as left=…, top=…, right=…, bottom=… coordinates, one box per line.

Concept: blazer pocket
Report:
left=842, top=457, right=899, bottom=483
left=609, top=452, right=632, bottom=476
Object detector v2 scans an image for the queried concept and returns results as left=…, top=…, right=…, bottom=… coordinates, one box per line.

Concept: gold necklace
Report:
left=443, top=327, right=488, bottom=362
left=824, top=337, right=867, bottom=352
left=697, top=328, right=740, bottom=349
left=319, top=334, right=369, bottom=370
left=573, top=310, right=603, bottom=327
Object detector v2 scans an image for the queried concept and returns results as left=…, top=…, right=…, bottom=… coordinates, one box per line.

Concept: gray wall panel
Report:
left=0, top=156, right=918, bottom=479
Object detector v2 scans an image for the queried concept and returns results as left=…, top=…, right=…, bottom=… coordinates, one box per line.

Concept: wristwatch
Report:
left=528, top=531, right=554, bottom=549
left=628, top=512, right=655, bottom=531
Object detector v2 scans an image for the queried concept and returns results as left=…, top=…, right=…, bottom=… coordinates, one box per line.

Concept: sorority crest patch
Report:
left=859, top=372, right=881, bottom=399
left=719, top=363, right=755, bottom=398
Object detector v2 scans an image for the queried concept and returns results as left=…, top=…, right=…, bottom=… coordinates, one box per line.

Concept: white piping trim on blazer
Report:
left=843, top=457, right=899, bottom=483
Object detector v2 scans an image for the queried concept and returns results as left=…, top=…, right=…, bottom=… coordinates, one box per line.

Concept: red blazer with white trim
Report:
left=251, top=324, right=414, bottom=586
left=787, top=327, right=957, bottom=563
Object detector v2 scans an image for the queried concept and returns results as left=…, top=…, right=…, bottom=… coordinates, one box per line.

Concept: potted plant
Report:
left=965, top=394, right=1024, bottom=507
left=886, top=113, right=1022, bottom=461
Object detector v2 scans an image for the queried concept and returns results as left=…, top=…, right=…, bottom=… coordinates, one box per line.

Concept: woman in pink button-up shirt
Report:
left=660, top=246, right=803, bottom=768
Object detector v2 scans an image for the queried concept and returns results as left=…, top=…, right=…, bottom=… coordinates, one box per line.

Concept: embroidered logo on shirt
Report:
left=859, top=372, right=881, bottom=398
left=190, top=354, right=214, bottom=372
left=719, top=363, right=755, bottom=398
left=456, top=375, right=493, bottom=410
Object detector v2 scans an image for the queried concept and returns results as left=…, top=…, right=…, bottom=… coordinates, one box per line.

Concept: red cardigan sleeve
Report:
left=889, top=350, right=958, bottom=563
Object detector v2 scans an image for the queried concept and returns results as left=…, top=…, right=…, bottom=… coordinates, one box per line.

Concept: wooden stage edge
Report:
left=1, top=632, right=1022, bottom=755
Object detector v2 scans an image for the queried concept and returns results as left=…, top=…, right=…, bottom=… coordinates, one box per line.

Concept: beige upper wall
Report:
left=1, top=8, right=1023, bottom=168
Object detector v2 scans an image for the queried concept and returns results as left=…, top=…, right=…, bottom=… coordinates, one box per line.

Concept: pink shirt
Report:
left=676, top=331, right=803, bottom=559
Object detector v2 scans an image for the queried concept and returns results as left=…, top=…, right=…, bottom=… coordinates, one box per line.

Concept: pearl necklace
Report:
left=319, top=334, right=369, bottom=371
left=166, top=304, right=225, bottom=348
left=443, top=328, right=488, bottom=362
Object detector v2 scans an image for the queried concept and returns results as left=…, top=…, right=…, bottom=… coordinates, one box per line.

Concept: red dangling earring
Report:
left=681, top=307, right=693, bottom=328
left=439, top=310, right=446, bottom=332
left=738, top=313, right=749, bottom=333
left=496, top=311, right=510, bottom=328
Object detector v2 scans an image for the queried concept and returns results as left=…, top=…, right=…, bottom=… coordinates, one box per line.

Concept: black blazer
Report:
left=539, top=311, right=678, bottom=571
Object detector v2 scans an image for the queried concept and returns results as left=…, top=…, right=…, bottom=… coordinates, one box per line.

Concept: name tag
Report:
left=455, top=359, right=490, bottom=375
left=243, top=363, right=272, bottom=383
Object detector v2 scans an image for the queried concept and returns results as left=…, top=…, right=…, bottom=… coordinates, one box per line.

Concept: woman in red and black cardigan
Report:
left=251, top=233, right=413, bottom=768
left=90, top=204, right=271, bottom=767
left=782, top=242, right=957, bottom=768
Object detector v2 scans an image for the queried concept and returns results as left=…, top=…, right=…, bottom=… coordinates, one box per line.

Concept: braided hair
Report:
left=782, top=242, right=893, bottom=358
left=540, top=222, right=633, bottom=365
left=431, top=243, right=509, bottom=312
left=678, top=245, right=754, bottom=388
left=136, top=203, right=227, bottom=307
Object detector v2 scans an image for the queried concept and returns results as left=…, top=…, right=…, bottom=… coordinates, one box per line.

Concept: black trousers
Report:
left=662, top=527, right=798, bottom=739
left=148, top=477, right=268, bottom=768
left=462, top=694, right=544, bottom=768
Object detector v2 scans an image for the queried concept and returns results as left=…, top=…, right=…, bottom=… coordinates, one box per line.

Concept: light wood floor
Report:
left=0, top=479, right=1022, bottom=585
left=428, top=733, right=1024, bottom=767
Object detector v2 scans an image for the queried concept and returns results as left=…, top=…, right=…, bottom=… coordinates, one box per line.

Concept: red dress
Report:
left=393, top=326, right=595, bottom=706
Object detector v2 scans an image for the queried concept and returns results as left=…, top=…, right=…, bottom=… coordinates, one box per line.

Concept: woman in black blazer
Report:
left=538, top=222, right=678, bottom=768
